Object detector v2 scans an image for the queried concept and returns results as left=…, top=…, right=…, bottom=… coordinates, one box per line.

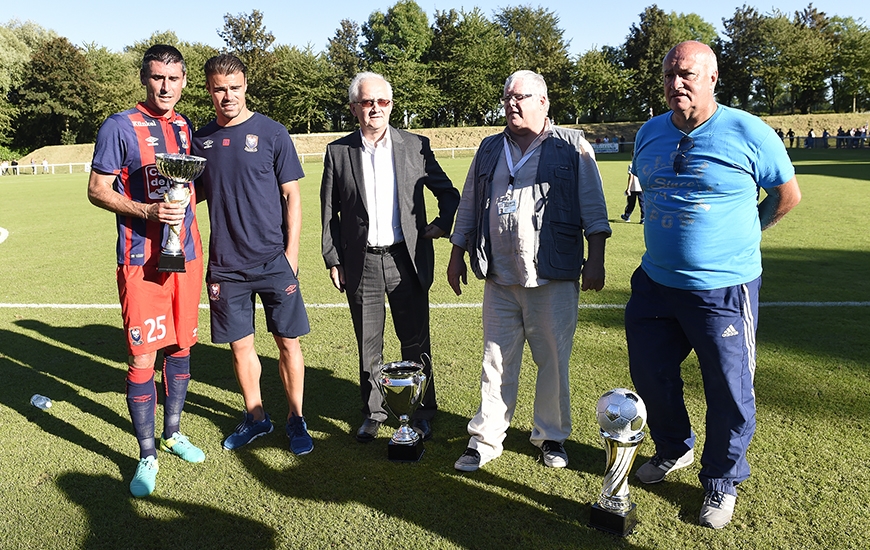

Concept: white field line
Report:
left=1, top=301, right=869, bottom=310
left=0, top=227, right=8, bottom=244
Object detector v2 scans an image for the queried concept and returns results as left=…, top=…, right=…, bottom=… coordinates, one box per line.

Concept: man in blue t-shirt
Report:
left=627, top=41, right=801, bottom=529
left=192, top=54, right=313, bottom=457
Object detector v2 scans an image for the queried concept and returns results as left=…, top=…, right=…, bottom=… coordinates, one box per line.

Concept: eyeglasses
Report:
left=673, top=135, right=694, bottom=174
left=353, top=98, right=392, bottom=108
left=501, top=93, right=534, bottom=104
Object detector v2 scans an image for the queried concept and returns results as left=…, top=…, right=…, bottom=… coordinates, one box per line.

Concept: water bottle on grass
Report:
left=30, top=394, right=52, bottom=410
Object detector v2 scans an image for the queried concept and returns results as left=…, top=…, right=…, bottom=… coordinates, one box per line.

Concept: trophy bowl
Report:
left=153, top=153, right=206, bottom=272
left=378, top=361, right=428, bottom=462
left=154, top=153, right=207, bottom=183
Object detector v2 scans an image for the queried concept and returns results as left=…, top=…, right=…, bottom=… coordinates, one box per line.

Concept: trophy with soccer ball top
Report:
left=589, top=388, right=647, bottom=537
left=154, top=153, right=206, bottom=272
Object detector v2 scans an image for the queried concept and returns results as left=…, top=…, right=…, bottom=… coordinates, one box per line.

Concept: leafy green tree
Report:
left=428, top=8, right=508, bottom=126
left=623, top=4, right=677, bottom=118
left=752, top=14, right=794, bottom=114
left=494, top=5, right=573, bottom=122
left=828, top=16, right=870, bottom=112
left=668, top=12, right=718, bottom=44
left=362, top=0, right=438, bottom=127
left=12, top=37, right=97, bottom=148
left=788, top=5, right=833, bottom=114
left=82, top=45, right=139, bottom=129
left=326, top=19, right=364, bottom=131
left=218, top=10, right=277, bottom=113
left=572, top=48, right=635, bottom=122
left=0, top=20, right=56, bottom=147
left=266, top=45, right=333, bottom=133
left=715, top=5, right=765, bottom=109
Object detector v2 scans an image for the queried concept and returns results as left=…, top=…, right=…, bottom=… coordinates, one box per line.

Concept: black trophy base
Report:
left=158, top=252, right=186, bottom=273
left=387, top=439, right=425, bottom=462
left=589, top=502, right=637, bottom=537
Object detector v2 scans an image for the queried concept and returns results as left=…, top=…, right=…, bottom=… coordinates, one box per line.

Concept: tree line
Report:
left=1, top=2, right=868, bottom=155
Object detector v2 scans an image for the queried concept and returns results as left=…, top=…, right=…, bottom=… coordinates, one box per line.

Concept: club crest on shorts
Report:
left=285, top=284, right=297, bottom=295
left=130, top=326, right=144, bottom=346
left=245, top=134, right=259, bottom=152
left=208, top=283, right=221, bottom=301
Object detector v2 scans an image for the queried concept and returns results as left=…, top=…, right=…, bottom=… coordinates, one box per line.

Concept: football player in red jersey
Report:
left=88, top=45, right=205, bottom=498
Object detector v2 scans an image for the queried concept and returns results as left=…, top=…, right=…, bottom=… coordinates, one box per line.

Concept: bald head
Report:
left=663, top=41, right=719, bottom=131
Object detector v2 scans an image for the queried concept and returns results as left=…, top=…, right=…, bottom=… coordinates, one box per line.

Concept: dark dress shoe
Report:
left=356, top=419, right=381, bottom=442
left=411, top=418, right=432, bottom=441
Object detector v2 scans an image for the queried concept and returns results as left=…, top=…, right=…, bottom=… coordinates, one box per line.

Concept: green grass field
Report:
left=1, top=148, right=868, bottom=549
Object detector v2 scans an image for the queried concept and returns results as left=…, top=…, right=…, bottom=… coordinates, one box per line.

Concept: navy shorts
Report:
left=206, top=253, right=310, bottom=344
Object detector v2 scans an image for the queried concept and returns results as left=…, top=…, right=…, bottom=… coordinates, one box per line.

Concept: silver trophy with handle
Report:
left=153, top=153, right=206, bottom=272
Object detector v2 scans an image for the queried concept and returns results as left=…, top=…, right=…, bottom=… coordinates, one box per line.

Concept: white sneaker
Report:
left=700, top=490, right=737, bottom=529
left=635, top=448, right=693, bottom=483
left=540, top=440, right=568, bottom=468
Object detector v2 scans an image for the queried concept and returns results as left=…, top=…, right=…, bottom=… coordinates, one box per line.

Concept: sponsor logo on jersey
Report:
left=222, top=138, right=231, bottom=147
left=146, top=136, right=159, bottom=147
left=145, top=164, right=169, bottom=200
left=179, top=131, right=188, bottom=151
left=208, top=283, right=221, bottom=301
left=130, top=327, right=144, bottom=346
left=245, top=134, right=259, bottom=152
left=202, top=139, right=214, bottom=149
left=133, top=120, right=157, bottom=127
left=285, top=284, right=297, bottom=295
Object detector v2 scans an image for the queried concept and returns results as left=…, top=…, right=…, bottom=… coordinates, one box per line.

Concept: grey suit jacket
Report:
left=320, top=126, right=460, bottom=295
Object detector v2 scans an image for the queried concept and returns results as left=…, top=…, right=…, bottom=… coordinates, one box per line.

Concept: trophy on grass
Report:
left=378, top=361, right=428, bottom=462
left=154, top=153, right=206, bottom=272
left=589, top=388, right=647, bottom=537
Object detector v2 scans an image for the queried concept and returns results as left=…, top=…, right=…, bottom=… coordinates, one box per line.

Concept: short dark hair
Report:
left=140, top=44, right=186, bottom=78
left=204, top=54, right=248, bottom=80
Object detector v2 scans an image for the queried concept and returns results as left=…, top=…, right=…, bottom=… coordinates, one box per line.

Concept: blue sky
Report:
left=6, top=0, right=869, bottom=56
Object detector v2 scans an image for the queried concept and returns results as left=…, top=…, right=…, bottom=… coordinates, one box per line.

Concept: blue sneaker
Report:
left=130, top=456, right=158, bottom=497
left=160, top=431, right=205, bottom=463
left=222, top=412, right=274, bottom=450
left=286, top=415, right=314, bottom=456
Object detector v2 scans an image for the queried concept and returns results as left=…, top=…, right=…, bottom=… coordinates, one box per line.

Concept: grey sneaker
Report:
left=540, top=440, right=568, bottom=468
left=700, top=490, right=736, bottom=529
left=454, top=448, right=481, bottom=472
left=635, top=449, right=693, bottom=484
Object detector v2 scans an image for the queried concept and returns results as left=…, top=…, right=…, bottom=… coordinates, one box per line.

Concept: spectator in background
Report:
left=786, top=128, right=795, bottom=148
left=42, top=158, right=49, bottom=174
left=620, top=162, right=644, bottom=224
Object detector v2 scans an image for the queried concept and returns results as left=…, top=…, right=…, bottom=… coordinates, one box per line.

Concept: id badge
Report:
left=497, top=196, right=517, bottom=215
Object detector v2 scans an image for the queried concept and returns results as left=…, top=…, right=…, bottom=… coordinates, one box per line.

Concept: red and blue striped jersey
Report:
left=92, top=102, right=202, bottom=266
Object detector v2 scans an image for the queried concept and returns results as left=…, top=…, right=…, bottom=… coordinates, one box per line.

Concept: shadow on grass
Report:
left=55, top=473, right=277, bottom=549
left=226, top=372, right=650, bottom=549
left=788, top=148, right=870, bottom=181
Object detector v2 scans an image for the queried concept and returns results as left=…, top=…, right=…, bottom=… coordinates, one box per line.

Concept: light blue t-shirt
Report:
left=631, top=105, right=795, bottom=290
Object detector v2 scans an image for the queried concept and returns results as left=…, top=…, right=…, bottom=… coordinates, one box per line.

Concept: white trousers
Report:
left=467, top=279, right=579, bottom=462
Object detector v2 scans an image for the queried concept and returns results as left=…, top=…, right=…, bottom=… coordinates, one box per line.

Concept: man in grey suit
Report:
left=321, top=72, right=460, bottom=443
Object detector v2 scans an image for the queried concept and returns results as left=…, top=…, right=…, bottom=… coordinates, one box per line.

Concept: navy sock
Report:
left=126, top=370, right=157, bottom=459
left=162, top=352, right=191, bottom=438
